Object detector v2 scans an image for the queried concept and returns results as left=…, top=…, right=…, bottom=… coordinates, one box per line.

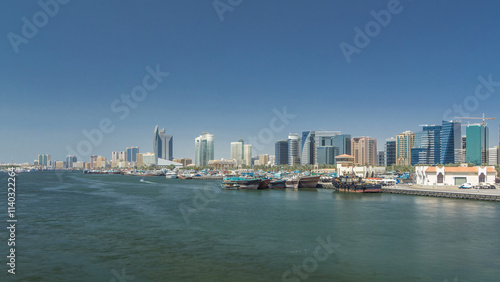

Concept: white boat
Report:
left=165, top=171, right=178, bottom=179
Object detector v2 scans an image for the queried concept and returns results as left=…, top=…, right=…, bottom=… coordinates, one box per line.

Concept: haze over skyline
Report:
left=2, top=0, right=500, bottom=163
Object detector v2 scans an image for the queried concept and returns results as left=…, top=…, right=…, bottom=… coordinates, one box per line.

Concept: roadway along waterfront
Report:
left=383, top=184, right=500, bottom=201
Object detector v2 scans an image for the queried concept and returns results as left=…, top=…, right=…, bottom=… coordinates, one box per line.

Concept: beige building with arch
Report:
left=415, top=166, right=497, bottom=186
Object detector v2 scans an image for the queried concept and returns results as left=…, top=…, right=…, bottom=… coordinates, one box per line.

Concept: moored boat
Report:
left=286, top=175, right=320, bottom=188
left=332, top=176, right=382, bottom=193
left=222, top=177, right=261, bottom=190
left=165, top=171, right=178, bottom=179
left=258, top=179, right=271, bottom=189
left=269, top=179, right=287, bottom=189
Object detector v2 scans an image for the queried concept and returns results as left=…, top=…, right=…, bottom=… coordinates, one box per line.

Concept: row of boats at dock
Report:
left=221, top=175, right=321, bottom=190
left=221, top=175, right=383, bottom=193
left=82, top=168, right=383, bottom=193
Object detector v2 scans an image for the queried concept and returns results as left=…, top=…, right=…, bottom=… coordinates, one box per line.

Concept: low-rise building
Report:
left=335, top=154, right=385, bottom=177
left=415, top=166, right=497, bottom=186
left=173, top=158, right=193, bottom=167
left=208, top=159, right=237, bottom=170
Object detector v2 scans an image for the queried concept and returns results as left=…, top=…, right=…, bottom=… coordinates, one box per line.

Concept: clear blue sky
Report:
left=1, top=0, right=500, bottom=163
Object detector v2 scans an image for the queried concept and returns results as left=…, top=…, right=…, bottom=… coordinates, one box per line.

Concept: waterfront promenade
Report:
left=383, top=184, right=500, bottom=202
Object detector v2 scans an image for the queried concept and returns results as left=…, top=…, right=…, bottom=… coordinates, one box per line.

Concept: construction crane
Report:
left=454, top=113, right=495, bottom=126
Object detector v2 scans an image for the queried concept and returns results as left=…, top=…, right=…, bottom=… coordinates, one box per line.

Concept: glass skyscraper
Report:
left=331, top=134, right=351, bottom=156
left=314, top=131, right=342, bottom=165
left=275, top=140, right=288, bottom=165
left=288, top=133, right=301, bottom=166
left=411, top=125, right=442, bottom=165
left=126, top=147, right=139, bottom=163
left=195, top=133, right=214, bottom=166
left=440, top=120, right=462, bottom=164
left=385, top=138, right=396, bottom=166
left=466, top=125, right=489, bottom=165
left=154, top=125, right=173, bottom=161
left=301, top=131, right=315, bottom=165
left=316, top=146, right=338, bottom=165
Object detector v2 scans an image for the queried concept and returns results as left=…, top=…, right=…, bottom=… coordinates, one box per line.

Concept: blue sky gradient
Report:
left=1, top=0, right=500, bottom=163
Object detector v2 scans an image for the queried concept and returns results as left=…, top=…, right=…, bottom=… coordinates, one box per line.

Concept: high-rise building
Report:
left=195, top=133, right=214, bottom=167
left=396, top=131, right=415, bottom=166
left=38, top=154, right=50, bottom=166
left=244, top=144, right=252, bottom=166
left=440, top=120, right=462, bottom=164
left=411, top=125, right=442, bottom=165
left=137, top=152, right=156, bottom=166
left=96, top=156, right=107, bottom=168
left=351, top=137, right=377, bottom=166
left=488, top=147, right=499, bottom=165
left=314, top=131, right=343, bottom=165
left=90, top=155, right=97, bottom=168
left=316, top=146, right=338, bottom=165
left=275, top=140, right=288, bottom=165
left=377, top=151, right=385, bottom=166
left=258, top=154, right=269, bottom=166
left=301, top=131, right=315, bottom=165
left=153, top=126, right=173, bottom=161
left=66, top=155, right=77, bottom=168
left=126, top=147, right=140, bottom=163
left=112, top=151, right=125, bottom=164
left=230, top=139, right=244, bottom=166
left=385, top=137, right=396, bottom=166
left=466, top=124, right=489, bottom=165
left=332, top=134, right=351, bottom=156
left=462, top=136, right=467, bottom=163
left=288, top=133, right=301, bottom=166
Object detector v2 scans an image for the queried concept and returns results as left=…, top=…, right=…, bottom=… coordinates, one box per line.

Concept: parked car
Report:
left=485, top=183, right=496, bottom=189
left=459, top=183, right=472, bottom=189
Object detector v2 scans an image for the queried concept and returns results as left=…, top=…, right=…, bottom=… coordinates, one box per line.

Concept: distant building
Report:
left=377, top=151, right=385, bottom=166
left=301, top=131, right=315, bottom=165
left=90, top=155, right=98, bottom=168
left=466, top=124, right=489, bottom=165
left=440, top=120, right=462, bottom=164
left=288, top=133, right=301, bottom=166
left=269, top=155, right=275, bottom=166
left=488, top=147, right=499, bottom=165
left=195, top=133, right=214, bottom=167
left=66, top=155, right=77, bottom=168
left=142, top=153, right=157, bottom=166
left=96, top=156, right=108, bottom=168
left=208, top=159, right=236, bottom=169
left=112, top=151, right=124, bottom=164
left=126, top=147, right=140, bottom=163
left=244, top=144, right=252, bottom=166
left=314, top=131, right=343, bottom=165
left=316, top=146, right=338, bottom=165
left=73, top=162, right=85, bottom=169
left=385, top=137, right=396, bottom=166
left=38, top=154, right=50, bottom=166
left=258, top=154, right=270, bottom=166
left=275, top=140, right=288, bottom=165
left=411, top=125, right=442, bottom=165
left=55, top=161, right=64, bottom=169
left=153, top=126, right=173, bottom=161
left=396, top=131, right=415, bottom=166
left=230, top=139, right=244, bottom=166
left=462, top=136, right=467, bottom=163
left=351, top=137, right=377, bottom=166
left=173, top=158, right=193, bottom=167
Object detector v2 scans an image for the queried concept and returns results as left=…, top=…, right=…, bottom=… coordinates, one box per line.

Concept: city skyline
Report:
left=2, top=1, right=500, bottom=163
left=4, top=119, right=500, bottom=165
